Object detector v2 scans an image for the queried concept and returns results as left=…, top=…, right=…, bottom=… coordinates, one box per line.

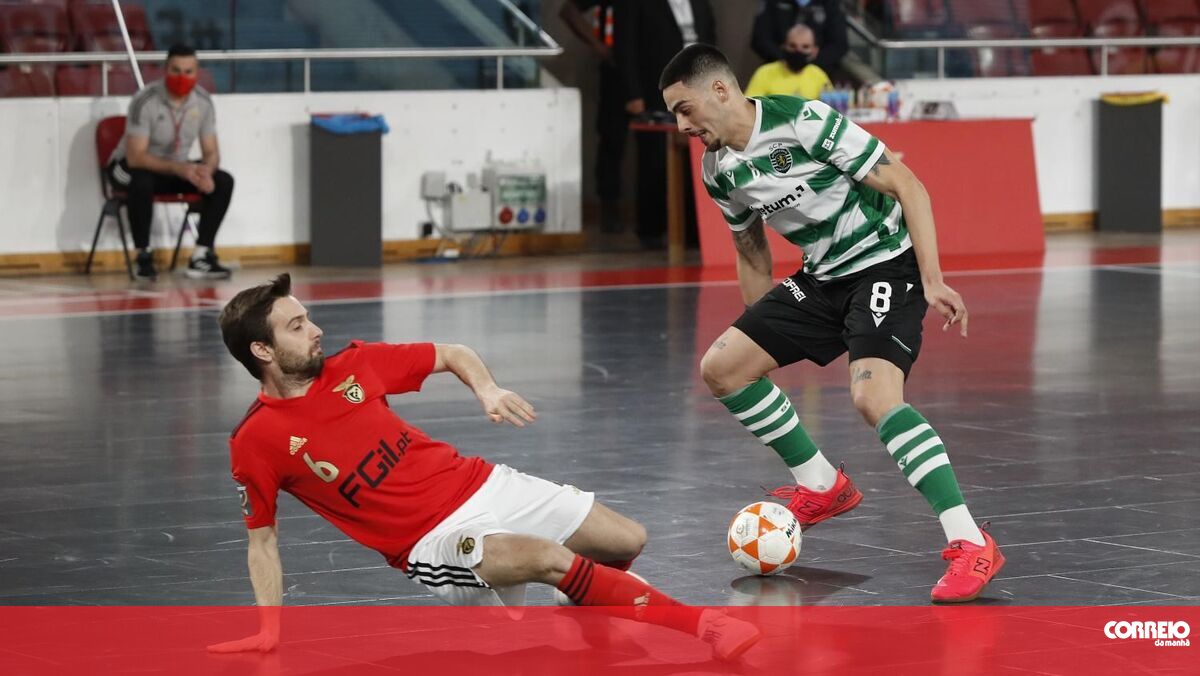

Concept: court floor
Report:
left=1, top=232, right=1198, bottom=607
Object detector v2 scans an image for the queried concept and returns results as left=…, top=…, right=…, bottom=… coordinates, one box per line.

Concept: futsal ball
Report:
left=727, top=501, right=802, bottom=575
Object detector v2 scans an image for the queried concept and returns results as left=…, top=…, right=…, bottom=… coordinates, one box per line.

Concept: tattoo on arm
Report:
left=869, top=152, right=892, bottom=177
left=733, top=223, right=770, bottom=274
left=851, top=368, right=873, bottom=384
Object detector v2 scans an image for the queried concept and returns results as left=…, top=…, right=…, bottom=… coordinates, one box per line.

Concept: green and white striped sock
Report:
left=877, top=404, right=983, bottom=545
left=719, top=378, right=838, bottom=491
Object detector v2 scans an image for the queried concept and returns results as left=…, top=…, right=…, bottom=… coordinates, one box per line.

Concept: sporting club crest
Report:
left=769, top=143, right=793, bottom=174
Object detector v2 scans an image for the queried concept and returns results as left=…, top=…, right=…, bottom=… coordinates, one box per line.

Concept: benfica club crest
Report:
left=334, top=374, right=365, bottom=404
left=769, top=143, right=792, bottom=174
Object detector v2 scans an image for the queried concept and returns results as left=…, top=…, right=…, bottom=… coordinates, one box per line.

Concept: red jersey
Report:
left=229, top=341, right=493, bottom=567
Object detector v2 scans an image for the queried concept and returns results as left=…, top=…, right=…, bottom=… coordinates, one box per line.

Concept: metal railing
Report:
left=846, top=15, right=1200, bottom=78
left=0, top=46, right=564, bottom=94
left=0, top=0, right=562, bottom=94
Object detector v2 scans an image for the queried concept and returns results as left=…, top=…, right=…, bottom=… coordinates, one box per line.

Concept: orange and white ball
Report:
left=727, top=501, right=802, bottom=575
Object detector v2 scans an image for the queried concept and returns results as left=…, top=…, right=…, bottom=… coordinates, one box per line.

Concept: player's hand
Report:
left=478, top=386, right=537, bottom=427
left=925, top=280, right=968, bottom=337
left=206, top=629, right=279, bottom=654
left=625, top=98, right=646, bottom=116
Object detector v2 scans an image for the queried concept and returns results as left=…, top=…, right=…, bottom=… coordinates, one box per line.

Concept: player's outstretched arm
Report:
left=733, top=219, right=774, bottom=306
left=207, top=526, right=282, bottom=653
left=432, top=344, right=537, bottom=427
left=858, top=149, right=968, bottom=337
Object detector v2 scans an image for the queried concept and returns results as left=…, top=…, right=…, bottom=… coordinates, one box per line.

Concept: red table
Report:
left=688, top=118, right=1045, bottom=270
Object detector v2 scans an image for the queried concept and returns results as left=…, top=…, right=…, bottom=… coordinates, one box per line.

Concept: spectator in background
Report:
left=745, top=23, right=832, bottom=99
left=614, top=0, right=715, bottom=249
left=559, top=1, right=627, bottom=234
left=752, top=0, right=848, bottom=77
left=108, top=44, right=234, bottom=281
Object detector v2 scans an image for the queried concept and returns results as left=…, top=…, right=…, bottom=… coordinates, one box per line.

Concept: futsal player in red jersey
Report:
left=208, top=274, right=759, bottom=661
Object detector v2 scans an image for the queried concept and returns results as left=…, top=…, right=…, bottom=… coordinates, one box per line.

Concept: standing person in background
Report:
left=752, top=0, right=848, bottom=78
left=559, top=1, right=628, bottom=235
left=613, top=0, right=715, bottom=250
left=745, top=23, right=832, bottom=99
left=108, top=44, right=234, bottom=281
left=660, top=45, right=1005, bottom=603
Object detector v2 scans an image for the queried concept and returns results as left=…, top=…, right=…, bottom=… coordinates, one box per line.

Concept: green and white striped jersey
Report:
left=701, top=95, right=911, bottom=280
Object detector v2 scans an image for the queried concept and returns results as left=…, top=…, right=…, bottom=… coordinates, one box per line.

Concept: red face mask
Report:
left=165, top=73, right=197, bottom=97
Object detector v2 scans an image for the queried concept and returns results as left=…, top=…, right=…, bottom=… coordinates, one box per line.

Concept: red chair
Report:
left=85, top=116, right=201, bottom=278
left=55, top=62, right=161, bottom=96
left=1142, top=0, right=1200, bottom=23
left=947, top=0, right=1016, bottom=26
left=965, top=23, right=1031, bottom=76
left=69, top=2, right=153, bottom=51
left=1154, top=20, right=1200, bottom=72
left=1075, top=0, right=1147, bottom=74
left=1142, top=0, right=1200, bottom=74
left=1018, top=0, right=1079, bottom=28
left=0, top=65, right=56, bottom=96
left=1030, top=21, right=1094, bottom=74
left=1023, top=1, right=1092, bottom=75
left=0, top=3, right=69, bottom=52
left=885, top=0, right=949, bottom=34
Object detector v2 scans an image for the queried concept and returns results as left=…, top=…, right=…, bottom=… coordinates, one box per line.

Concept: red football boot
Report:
left=931, top=525, right=1005, bottom=603
left=765, top=464, right=863, bottom=531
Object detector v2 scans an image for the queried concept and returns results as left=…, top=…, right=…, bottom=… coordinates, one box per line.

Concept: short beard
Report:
left=278, top=350, right=324, bottom=380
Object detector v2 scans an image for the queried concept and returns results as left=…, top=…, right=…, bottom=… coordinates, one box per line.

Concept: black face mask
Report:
left=783, top=50, right=811, bottom=71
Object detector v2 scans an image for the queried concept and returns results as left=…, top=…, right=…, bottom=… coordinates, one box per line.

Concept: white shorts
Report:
left=404, top=464, right=594, bottom=606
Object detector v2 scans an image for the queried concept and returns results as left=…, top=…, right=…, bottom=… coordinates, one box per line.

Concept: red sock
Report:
left=601, top=551, right=639, bottom=572
left=556, top=555, right=702, bottom=635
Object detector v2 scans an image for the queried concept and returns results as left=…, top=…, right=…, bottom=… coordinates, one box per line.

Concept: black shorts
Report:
left=733, top=249, right=928, bottom=377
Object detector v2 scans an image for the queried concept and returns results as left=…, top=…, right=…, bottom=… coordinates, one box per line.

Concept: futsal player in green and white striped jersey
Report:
left=659, top=44, right=1004, bottom=603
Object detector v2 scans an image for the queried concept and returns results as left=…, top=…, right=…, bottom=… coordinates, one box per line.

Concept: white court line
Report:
left=1045, top=574, right=1184, bottom=598
left=1081, top=537, right=1200, bottom=559
left=0, top=278, right=168, bottom=298
left=1103, top=264, right=1200, bottom=279
left=0, top=258, right=1196, bottom=322
left=0, top=292, right=167, bottom=307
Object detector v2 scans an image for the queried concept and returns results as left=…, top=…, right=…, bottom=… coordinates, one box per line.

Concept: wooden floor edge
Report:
left=1044, top=208, right=1200, bottom=232
left=0, top=232, right=590, bottom=277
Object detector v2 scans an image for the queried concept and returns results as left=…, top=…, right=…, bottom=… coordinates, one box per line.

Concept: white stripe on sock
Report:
left=746, top=399, right=792, bottom=433
left=897, top=436, right=943, bottom=468
left=886, top=423, right=932, bottom=455
left=759, top=413, right=800, bottom=444
left=733, top=386, right=781, bottom=421
left=907, top=453, right=950, bottom=487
